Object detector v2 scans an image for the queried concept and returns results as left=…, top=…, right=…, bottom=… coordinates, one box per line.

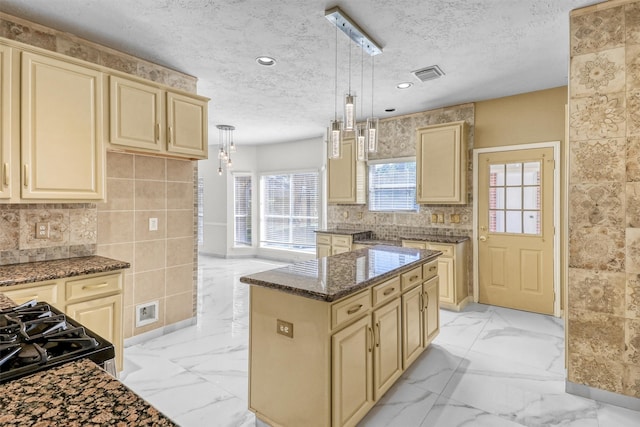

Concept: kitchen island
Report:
left=240, top=245, right=441, bottom=427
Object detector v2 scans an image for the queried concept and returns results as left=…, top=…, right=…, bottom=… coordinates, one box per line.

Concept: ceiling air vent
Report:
left=412, top=65, right=445, bottom=82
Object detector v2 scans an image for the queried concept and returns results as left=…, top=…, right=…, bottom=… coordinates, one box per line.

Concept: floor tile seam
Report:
left=463, top=344, right=567, bottom=377
left=426, top=394, right=529, bottom=427
left=183, top=368, right=246, bottom=401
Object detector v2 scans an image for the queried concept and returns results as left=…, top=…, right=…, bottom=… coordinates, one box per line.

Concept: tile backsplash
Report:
left=0, top=204, right=96, bottom=265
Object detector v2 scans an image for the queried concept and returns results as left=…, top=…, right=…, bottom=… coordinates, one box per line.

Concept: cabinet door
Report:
left=416, top=121, right=466, bottom=204
left=438, top=257, right=455, bottom=304
left=21, top=52, right=104, bottom=200
left=328, top=137, right=365, bottom=204
left=423, top=276, right=440, bottom=345
left=166, top=91, right=208, bottom=158
left=401, top=285, right=423, bottom=369
left=0, top=44, right=12, bottom=200
left=66, top=293, right=123, bottom=371
left=317, top=244, right=331, bottom=258
left=332, top=315, right=373, bottom=427
left=109, top=76, right=163, bottom=151
left=372, top=298, right=402, bottom=400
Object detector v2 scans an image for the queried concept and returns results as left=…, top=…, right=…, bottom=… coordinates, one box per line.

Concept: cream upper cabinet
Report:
left=416, top=121, right=467, bottom=204
left=166, top=91, right=208, bottom=158
left=109, top=76, right=163, bottom=151
left=21, top=52, right=104, bottom=200
left=0, top=44, right=13, bottom=200
left=328, top=136, right=366, bottom=204
left=109, top=75, right=208, bottom=159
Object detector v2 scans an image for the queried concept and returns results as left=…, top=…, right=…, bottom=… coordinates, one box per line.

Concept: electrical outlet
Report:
left=343, top=211, right=349, bottom=219
left=357, top=212, right=363, bottom=220
left=35, top=222, right=49, bottom=239
left=431, top=214, right=438, bottom=223
left=450, top=214, right=460, bottom=223
left=277, top=319, right=294, bottom=338
left=149, top=217, right=158, bottom=231
left=437, top=213, right=445, bottom=223
left=136, top=301, right=159, bottom=327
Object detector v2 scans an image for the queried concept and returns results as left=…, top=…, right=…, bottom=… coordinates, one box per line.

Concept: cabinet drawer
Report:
left=372, top=276, right=400, bottom=307
left=423, top=260, right=438, bottom=281
left=331, top=290, right=371, bottom=329
left=426, top=243, right=454, bottom=257
left=65, top=273, right=122, bottom=302
left=2, top=282, right=59, bottom=306
left=316, top=234, right=331, bottom=245
left=401, top=266, right=423, bottom=291
left=331, top=235, right=351, bottom=247
left=402, top=240, right=426, bottom=249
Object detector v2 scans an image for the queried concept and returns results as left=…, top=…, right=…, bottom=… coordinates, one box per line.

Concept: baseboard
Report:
left=566, top=380, right=640, bottom=411
left=123, top=317, right=196, bottom=348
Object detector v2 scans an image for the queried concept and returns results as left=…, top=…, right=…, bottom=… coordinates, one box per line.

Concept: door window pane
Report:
left=489, top=210, right=505, bottom=232
left=490, top=187, right=505, bottom=209
left=506, top=163, right=522, bottom=186
left=523, top=211, right=541, bottom=234
left=523, top=187, right=540, bottom=210
left=490, top=164, right=505, bottom=186
left=523, top=162, right=541, bottom=185
left=506, top=187, right=522, bottom=209
left=506, top=211, right=522, bottom=233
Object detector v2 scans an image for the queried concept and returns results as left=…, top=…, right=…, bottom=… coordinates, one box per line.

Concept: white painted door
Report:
left=477, top=147, right=555, bottom=314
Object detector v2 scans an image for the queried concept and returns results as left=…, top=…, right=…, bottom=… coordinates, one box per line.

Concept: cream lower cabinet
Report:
left=403, top=239, right=469, bottom=311
left=0, top=270, right=125, bottom=371
left=316, top=233, right=353, bottom=258
left=249, top=258, right=438, bottom=427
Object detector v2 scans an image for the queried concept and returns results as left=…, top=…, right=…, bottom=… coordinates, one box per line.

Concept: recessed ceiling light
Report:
left=385, top=108, right=396, bottom=112
left=396, top=82, right=413, bottom=89
left=256, top=56, right=276, bottom=66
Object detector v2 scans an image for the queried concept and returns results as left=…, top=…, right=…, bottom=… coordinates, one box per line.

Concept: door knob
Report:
left=479, top=235, right=487, bottom=241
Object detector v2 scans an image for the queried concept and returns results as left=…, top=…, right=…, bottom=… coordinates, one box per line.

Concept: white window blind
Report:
left=368, top=160, right=418, bottom=211
left=261, top=171, right=319, bottom=251
left=234, top=175, right=252, bottom=246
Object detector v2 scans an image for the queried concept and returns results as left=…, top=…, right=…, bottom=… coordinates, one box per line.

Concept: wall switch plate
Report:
left=431, top=214, right=438, bottom=223
left=437, top=213, right=445, bottom=223
left=277, top=319, right=294, bottom=338
left=149, top=217, right=158, bottom=231
left=35, top=222, right=49, bottom=239
left=343, top=211, right=349, bottom=219
left=450, top=214, right=460, bottom=223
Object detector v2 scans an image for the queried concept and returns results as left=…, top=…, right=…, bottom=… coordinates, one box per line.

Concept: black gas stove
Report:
left=0, top=300, right=116, bottom=383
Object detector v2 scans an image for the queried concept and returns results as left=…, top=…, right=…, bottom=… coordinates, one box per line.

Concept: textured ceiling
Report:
left=0, top=0, right=599, bottom=145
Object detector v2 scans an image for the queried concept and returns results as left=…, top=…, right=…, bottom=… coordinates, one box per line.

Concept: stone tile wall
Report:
left=568, top=0, right=640, bottom=398
left=328, top=103, right=474, bottom=293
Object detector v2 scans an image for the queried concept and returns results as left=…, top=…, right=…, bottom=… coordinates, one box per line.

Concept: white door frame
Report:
left=472, top=141, right=561, bottom=317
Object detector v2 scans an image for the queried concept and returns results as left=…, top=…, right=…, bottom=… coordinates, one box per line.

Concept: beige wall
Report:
left=475, top=87, right=567, bottom=148
left=567, top=0, right=640, bottom=399
left=97, top=152, right=196, bottom=339
left=0, top=13, right=200, bottom=338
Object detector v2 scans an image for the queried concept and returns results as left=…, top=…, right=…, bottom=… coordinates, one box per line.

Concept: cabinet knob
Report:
left=479, top=235, right=487, bottom=242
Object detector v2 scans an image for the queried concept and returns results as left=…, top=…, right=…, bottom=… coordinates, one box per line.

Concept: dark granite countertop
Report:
left=0, top=358, right=176, bottom=426
left=399, top=234, right=470, bottom=244
left=0, top=256, right=130, bottom=287
left=240, top=245, right=441, bottom=302
left=0, top=293, right=14, bottom=310
left=355, top=239, right=402, bottom=246
left=314, top=229, right=373, bottom=239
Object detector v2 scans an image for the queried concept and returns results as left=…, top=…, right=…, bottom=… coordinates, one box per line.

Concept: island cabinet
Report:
left=316, top=233, right=352, bottom=257
left=327, top=136, right=366, bottom=204
left=402, top=239, right=469, bottom=311
left=1, top=269, right=125, bottom=371
left=416, top=121, right=467, bottom=204
left=242, top=246, right=440, bottom=427
left=109, top=75, right=208, bottom=159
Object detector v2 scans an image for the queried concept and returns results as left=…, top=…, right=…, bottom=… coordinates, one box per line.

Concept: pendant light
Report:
left=356, top=39, right=367, bottom=161
left=343, top=30, right=356, bottom=132
left=216, top=125, right=236, bottom=176
left=328, top=15, right=342, bottom=159
left=366, top=53, right=378, bottom=153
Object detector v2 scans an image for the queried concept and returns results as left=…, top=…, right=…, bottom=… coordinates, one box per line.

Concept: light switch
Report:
left=149, top=217, right=158, bottom=231
left=437, top=213, right=445, bottom=223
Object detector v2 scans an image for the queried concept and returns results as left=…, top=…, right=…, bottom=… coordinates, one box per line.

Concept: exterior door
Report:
left=477, top=147, right=554, bottom=314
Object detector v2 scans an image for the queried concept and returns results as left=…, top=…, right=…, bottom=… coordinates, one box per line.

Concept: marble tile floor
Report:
left=121, top=256, right=640, bottom=427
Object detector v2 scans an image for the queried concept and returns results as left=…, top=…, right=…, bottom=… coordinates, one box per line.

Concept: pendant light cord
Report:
left=371, top=54, right=375, bottom=116
left=334, top=17, right=338, bottom=121
left=360, top=40, right=364, bottom=117
left=348, top=30, right=352, bottom=94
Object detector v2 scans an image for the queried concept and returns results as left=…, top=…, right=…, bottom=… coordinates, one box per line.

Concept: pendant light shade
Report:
left=356, top=123, right=367, bottom=161
left=216, top=124, right=236, bottom=176
left=328, top=120, right=343, bottom=159
left=366, top=117, right=378, bottom=152
left=344, top=94, right=356, bottom=131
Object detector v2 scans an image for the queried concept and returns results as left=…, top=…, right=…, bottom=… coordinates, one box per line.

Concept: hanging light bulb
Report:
left=367, top=53, right=378, bottom=153
left=216, top=124, right=236, bottom=176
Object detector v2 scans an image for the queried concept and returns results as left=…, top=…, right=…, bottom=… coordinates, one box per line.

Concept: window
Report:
left=368, top=159, right=418, bottom=211
left=260, top=171, right=319, bottom=252
left=488, top=161, right=541, bottom=235
left=234, top=174, right=252, bottom=246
